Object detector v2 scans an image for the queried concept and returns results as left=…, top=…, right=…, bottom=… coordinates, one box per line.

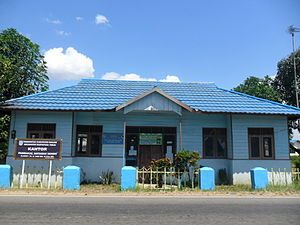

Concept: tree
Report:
left=233, top=76, right=281, bottom=102
left=0, top=28, right=48, bottom=161
left=273, top=49, right=300, bottom=107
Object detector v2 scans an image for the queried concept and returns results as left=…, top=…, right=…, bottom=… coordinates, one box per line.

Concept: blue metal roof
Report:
left=2, top=79, right=300, bottom=115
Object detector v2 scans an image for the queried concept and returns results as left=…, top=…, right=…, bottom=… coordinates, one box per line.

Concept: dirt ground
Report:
left=1, top=184, right=300, bottom=197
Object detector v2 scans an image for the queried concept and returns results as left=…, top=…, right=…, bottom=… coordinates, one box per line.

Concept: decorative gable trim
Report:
left=115, top=88, right=194, bottom=112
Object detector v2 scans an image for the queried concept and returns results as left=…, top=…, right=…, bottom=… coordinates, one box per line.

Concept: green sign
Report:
left=139, top=133, right=163, bottom=145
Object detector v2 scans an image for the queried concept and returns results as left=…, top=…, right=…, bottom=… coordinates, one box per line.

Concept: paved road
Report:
left=0, top=195, right=299, bottom=225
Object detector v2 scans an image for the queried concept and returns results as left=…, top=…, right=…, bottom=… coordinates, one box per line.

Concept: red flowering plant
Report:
left=174, top=150, right=200, bottom=172
left=148, top=158, right=173, bottom=171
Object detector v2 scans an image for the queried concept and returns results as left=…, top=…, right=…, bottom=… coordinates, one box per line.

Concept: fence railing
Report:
left=268, top=168, right=300, bottom=186
left=137, top=167, right=200, bottom=190
left=12, top=166, right=63, bottom=189
left=137, top=167, right=300, bottom=190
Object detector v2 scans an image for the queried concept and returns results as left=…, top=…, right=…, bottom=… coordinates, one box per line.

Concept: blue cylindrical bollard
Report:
left=63, top=165, right=81, bottom=190
left=200, top=167, right=215, bottom=190
left=121, top=166, right=137, bottom=191
left=250, top=167, right=268, bottom=189
left=0, top=165, right=12, bottom=188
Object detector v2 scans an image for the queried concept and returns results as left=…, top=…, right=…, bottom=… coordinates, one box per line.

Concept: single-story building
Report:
left=2, top=79, right=300, bottom=184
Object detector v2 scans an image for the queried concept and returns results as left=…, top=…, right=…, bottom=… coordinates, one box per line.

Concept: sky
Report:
left=0, top=0, right=300, bottom=90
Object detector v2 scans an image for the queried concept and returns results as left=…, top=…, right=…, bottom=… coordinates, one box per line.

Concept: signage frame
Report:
left=102, top=133, right=124, bottom=145
left=14, top=138, right=63, bottom=161
left=139, top=133, right=163, bottom=145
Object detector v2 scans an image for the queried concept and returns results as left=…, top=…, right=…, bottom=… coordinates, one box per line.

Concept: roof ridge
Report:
left=5, top=84, right=78, bottom=103
left=80, top=79, right=216, bottom=85
left=218, top=88, right=300, bottom=112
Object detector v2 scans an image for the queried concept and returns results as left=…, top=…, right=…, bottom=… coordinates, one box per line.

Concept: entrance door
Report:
left=138, top=145, right=163, bottom=168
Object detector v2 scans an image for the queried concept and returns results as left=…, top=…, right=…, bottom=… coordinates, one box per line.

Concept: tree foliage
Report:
left=233, top=76, right=281, bottom=102
left=0, top=28, right=48, bottom=102
left=273, top=49, right=300, bottom=107
left=233, top=50, right=300, bottom=139
left=0, top=28, right=49, bottom=161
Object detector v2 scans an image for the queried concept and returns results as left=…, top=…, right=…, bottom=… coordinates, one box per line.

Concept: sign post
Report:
left=20, top=160, right=26, bottom=188
left=14, top=139, right=62, bottom=189
left=47, top=160, right=53, bottom=189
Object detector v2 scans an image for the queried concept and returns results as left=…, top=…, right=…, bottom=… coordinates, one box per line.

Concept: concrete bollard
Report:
left=0, top=165, right=12, bottom=188
left=250, top=167, right=268, bottom=189
left=200, top=167, right=215, bottom=190
left=121, top=166, right=137, bottom=191
left=63, top=165, right=81, bottom=190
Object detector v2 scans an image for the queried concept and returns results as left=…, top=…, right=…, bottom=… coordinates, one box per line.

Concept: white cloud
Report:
left=44, top=47, right=95, bottom=80
left=75, top=16, right=83, bottom=21
left=56, top=30, right=71, bottom=36
left=102, top=72, right=181, bottom=82
left=159, top=75, right=181, bottom=82
left=45, top=18, right=62, bottom=24
left=95, top=14, right=109, bottom=24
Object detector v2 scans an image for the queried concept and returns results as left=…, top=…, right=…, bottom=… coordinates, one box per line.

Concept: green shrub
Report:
left=218, top=168, right=229, bottom=185
left=99, top=170, right=115, bottom=185
left=149, top=158, right=172, bottom=171
left=174, top=150, right=200, bottom=172
left=291, top=156, right=300, bottom=169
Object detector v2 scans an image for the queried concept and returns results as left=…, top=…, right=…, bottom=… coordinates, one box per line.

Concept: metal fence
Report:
left=137, top=167, right=200, bottom=190
left=137, top=167, right=300, bottom=190
left=12, top=166, right=63, bottom=189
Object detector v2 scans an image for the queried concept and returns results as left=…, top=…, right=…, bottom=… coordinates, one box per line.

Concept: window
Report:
left=27, top=123, right=56, bottom=139
left=76, top=125, right=103, bottom=157
left=203, top=128, right=227, bottom=158
left=248, top=128, right=274, bottom=159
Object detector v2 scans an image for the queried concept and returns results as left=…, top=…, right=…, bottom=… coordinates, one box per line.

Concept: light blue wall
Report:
left=73, top=157, right=123, bottom=182
left=181, top=112, right=227, bottom=154
left=76, top=111, right=124, bottom=157
left=8, top=110, right=73, bottom=157
left=6, top=110, right=291, bottom=183
left=231, top=115, right=289, bottom=159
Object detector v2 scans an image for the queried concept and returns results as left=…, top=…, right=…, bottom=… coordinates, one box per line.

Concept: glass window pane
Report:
left=42, top=124, right=55, bottom=131
left=91, top=135, right=100, bottom=155
left=77, top=138, right=81, bottom=152
left=30, top=133, right=39, bottom=138
left=43, top=133, right=53, bottom=139
left=250, top=137, right=260, bottom=158
left=82, top=138, right=87, bottom=152
left=263, top=137, right=272, bottom=157
left=249, top=128, right=261, bottom=135
left=216, top=129, right=226, bottom=135
left=77, top=125, right=89, bottom=132
left=262, top=128, right=273, bottom=135
left=204, top=136, right=214, bottom=157
left=217, top=137, right=226, bottom=157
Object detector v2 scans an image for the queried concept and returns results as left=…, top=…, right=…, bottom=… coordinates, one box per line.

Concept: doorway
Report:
left=138, top=145, right=163, bottom=168
left=125, top=126, right=176, bottom=168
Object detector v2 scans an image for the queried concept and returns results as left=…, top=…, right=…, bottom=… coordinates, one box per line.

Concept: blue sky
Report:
left=0, top=0, right=299, bottom=90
